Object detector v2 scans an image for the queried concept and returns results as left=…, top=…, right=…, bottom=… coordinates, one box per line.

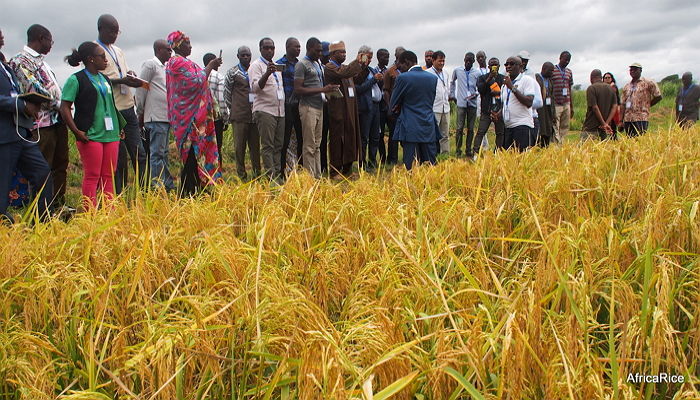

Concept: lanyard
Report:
left=237, top=64, right=249, bottom=81
left=260, top=57, right=280, bottom=87
left=555, top=64, right=567, bottom=83
left=304, top=56, right=323, bottom=84
left=681, top=84, right=695, bottom=99
left=97, top=40, right=122, bottom=78
left=505, top=75, right=521, bottom=107
left=432, top=67, right=446, bottom=87
left=84, top=70, right=110, bottom=111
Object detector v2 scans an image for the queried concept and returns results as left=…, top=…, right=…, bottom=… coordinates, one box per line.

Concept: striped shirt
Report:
left=550, top=64, right=573, bottom=105
left=208, top=70, right=227, bottom=120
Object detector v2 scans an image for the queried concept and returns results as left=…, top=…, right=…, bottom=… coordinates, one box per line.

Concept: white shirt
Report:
left=135, top=57, right=168, bottom=123
left=427, top=66, right=450, bottom=113
left=501, top=73, right=537, bottom=129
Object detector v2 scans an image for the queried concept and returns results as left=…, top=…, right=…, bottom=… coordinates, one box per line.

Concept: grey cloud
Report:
left=1, top=0, right=698, bottom=89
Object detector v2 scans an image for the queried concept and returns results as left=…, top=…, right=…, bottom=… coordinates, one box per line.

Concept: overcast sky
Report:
left=2, top=0, right=699, bottom=88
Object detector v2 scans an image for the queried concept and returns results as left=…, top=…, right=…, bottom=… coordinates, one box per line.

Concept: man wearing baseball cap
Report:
left=620, top=62, right=661, bottom=137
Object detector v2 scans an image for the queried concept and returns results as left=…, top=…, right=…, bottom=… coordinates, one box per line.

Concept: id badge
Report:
left=545, top=97, right=552, bottom=105
left=678, top=104, right=683, bottom=112
left=562, top=87, right=568, bottom=97
left=626, top=101, right=632, bottom=109
left=321, top=93, right=327, bottom=102
left=277, top=87, right=284, bottom=101
left=249, top=93, right=255, bottom=103
left=348, top=87, right=355, bottom=98
left=105, top=116, right=114, bottom=130
left=120, top=84, right=128, bottom=95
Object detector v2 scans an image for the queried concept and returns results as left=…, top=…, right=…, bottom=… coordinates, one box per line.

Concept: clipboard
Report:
left=18, top=92, right=52, bottom=104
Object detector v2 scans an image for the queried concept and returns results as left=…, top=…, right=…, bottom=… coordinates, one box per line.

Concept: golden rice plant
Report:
left=0, top=124, right=699, bottom=400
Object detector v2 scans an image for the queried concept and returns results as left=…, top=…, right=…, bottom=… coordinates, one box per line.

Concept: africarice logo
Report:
left=627, top=373, right=686, bottom=384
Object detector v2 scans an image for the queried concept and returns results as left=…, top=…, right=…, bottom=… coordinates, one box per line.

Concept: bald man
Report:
left=580, top=69, right=617, bottom=141
left=97, top=14, right=147, bottom=192
left=676, top=72, right=700, bottom=128
left=136, top=39, right=174, bottom=191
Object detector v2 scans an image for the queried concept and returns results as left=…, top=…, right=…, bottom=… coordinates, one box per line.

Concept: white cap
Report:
left=518, top=50, right=531, bottom=60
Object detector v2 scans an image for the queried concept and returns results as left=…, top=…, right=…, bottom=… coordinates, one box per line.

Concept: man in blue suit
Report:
left=389, top=50, right=441, bottom=170
left=0, top=30, right=53, bottom=223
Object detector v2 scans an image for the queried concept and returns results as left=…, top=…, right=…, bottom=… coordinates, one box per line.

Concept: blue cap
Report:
left=321, top=41, right=330, bottom=57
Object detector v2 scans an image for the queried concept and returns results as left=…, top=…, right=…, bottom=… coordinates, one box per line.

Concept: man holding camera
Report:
left=250, top=37, right=285, bottom=181
left=474, top=57, right=505, bottom=154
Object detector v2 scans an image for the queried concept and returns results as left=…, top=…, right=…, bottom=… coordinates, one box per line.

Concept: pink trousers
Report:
left=76, top=140, right=120, bottom=208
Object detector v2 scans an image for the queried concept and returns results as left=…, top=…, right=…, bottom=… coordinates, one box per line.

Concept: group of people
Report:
left=1, top=17, right=699, bottom=223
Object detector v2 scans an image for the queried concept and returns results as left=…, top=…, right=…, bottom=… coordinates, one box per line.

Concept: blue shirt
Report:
left=450, top=66, right=487, bottom=108
left=276, top=55, right=298, bottom=101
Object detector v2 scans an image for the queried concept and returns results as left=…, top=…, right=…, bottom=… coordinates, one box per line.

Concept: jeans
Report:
left=0, top=134, right=53, bottom=223
left=115, top=107, right=147, bottom=193
left=455, top=106, right=477, bottom=155
left=145, top=122, right=175, bottom=191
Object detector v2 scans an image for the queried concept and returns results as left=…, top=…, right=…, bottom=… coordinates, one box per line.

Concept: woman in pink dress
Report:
left=165, top=31, right=222, bottom=196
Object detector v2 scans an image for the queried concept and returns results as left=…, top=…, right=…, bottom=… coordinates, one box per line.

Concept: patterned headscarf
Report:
left=167, top=31, right=189, bottom=49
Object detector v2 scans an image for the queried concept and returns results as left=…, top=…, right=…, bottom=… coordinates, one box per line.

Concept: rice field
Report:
left=1, top=122, right=699, bottom=399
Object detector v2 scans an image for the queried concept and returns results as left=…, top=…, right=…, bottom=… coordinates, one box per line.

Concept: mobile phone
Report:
left=219, top=50, right=222, bottom=58
left=491, top=65, right=498, bottom=73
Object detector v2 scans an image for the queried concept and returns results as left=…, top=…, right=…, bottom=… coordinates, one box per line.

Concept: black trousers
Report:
left=179, top=146, right=200, bottom=197
left=115, top=107, right=147, bottom=193
left=377, top=109, right=387, bottom=163
left=281, top=103, right=302, bottom=176
left=401, top=141, right=437, bottom=170
left=214, top=118, right=224, bottom=165
left=505, top=125, right=532, bottom=152
left=386, top=116, right=399, bottom=164
left=0, top=135, right=53, bottom=223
